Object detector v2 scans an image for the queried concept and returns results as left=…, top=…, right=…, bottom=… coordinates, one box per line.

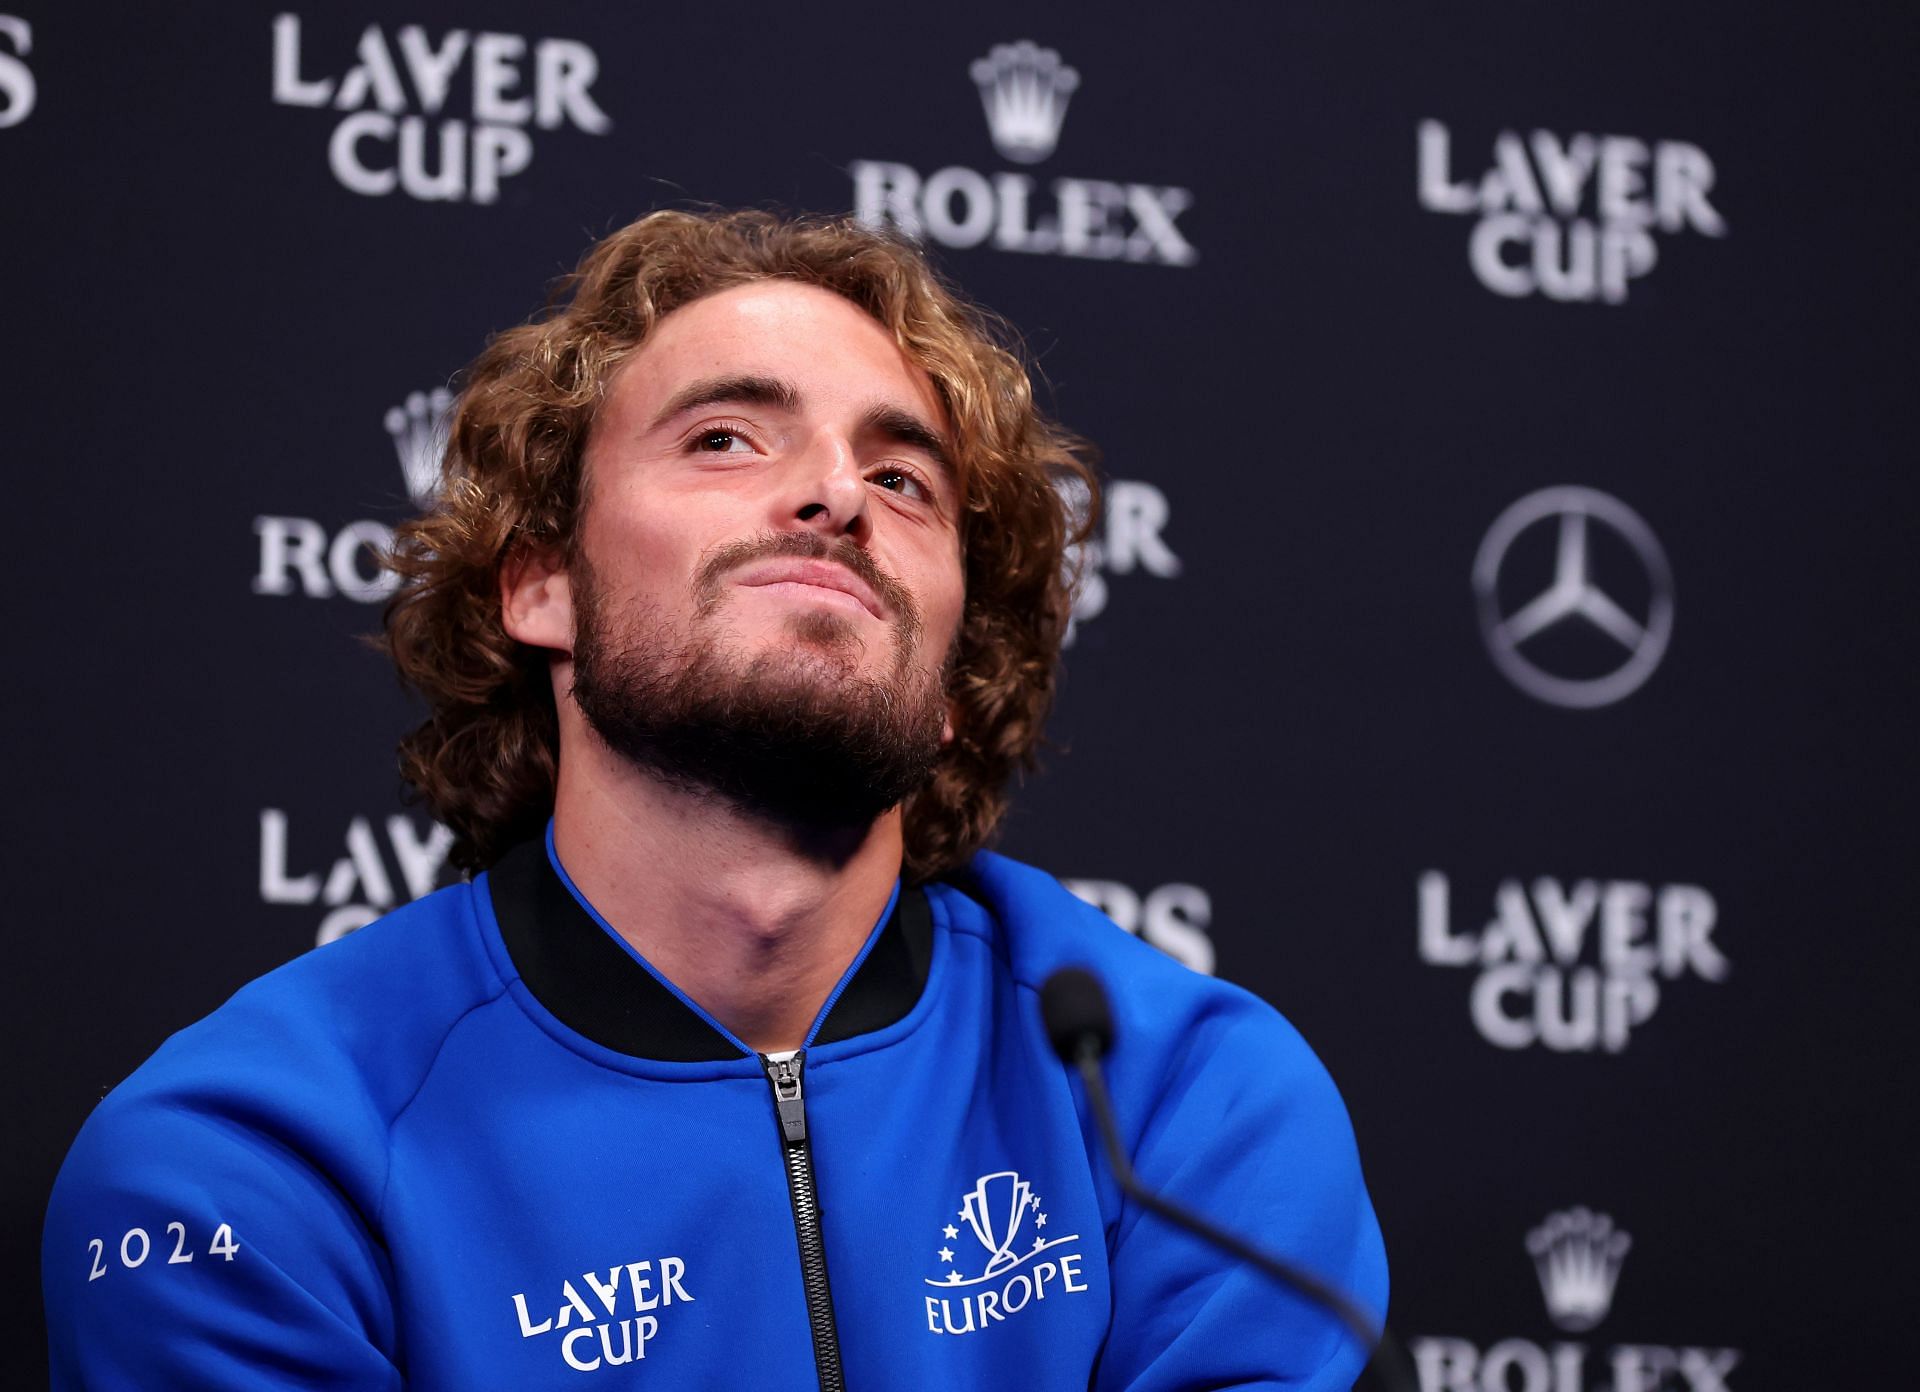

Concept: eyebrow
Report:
left=863, top=404, right=954, bottom=478
left=651, top=374, right=801, bottom=430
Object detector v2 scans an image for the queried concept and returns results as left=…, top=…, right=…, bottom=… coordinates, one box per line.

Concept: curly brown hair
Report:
left=382, top=209, right=1097, bottom=882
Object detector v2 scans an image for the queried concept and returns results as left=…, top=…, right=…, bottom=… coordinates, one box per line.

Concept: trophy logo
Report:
left=962, top=1172, right=1031, bottom=1277
left=928, top=1169, right=1080, bottom=1287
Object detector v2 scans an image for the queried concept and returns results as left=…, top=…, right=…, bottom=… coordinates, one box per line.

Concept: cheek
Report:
left=922, top=552, right=967, bottom=649
left=585, top=509, right=697, bottom=604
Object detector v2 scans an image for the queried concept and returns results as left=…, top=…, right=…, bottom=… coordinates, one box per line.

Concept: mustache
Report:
left=696, top=531, right=921, bottom=634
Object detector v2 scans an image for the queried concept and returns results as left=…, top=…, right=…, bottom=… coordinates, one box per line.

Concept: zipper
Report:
left=761, top=1049, right=845, bottom=1391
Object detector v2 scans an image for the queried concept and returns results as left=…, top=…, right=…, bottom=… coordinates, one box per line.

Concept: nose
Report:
left=781, top=428, right=872, bottom=545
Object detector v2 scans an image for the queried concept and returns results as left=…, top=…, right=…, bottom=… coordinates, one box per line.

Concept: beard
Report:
left=568, top=531, right=950, bottom=829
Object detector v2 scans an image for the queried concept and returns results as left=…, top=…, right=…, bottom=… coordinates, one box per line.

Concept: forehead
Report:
left=606, top=280, right=947, bottom=427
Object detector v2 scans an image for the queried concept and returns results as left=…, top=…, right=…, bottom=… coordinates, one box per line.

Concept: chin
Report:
left=784, top=609, right=866, bottom=649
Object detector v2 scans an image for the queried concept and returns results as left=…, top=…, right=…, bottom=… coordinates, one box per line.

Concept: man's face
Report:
left=532, top=280, right=967, bottom=823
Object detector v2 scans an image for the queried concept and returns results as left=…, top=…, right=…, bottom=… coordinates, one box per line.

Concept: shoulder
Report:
left=43, top=882, right=508, bottom=1380
left=946, top=858, right=1386, bottom=1361
left=49, top=879, right=509, bottom=1224
left=939, top=850, right=1320, bottom=1078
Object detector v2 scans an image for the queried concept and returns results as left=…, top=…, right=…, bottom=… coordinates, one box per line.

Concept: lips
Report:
left=734, top=559, right=886, bottom=620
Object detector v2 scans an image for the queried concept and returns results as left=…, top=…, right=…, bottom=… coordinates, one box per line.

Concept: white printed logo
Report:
left=254, top=384, right=452, bottom=603
left=259, top=808, right=454, bottom=945
left=1056, top=477, right=1182, bottom=643
left=509, top=1254, right=693, bottom=1373
left=0, top=15, right=34, bottom=129
left=852, top=40, right=1196, bottom=266
left=1418, top=871, right=1729, bottom=1053
left=1412, top=1211, right=1740, bottom=1392
left=1419, top=121, right=1726, bottom=303
left=1528, top=1207, right=1630, bottom=1334
left=383, top=386, right=454, bottom=507
left=1473, top=486, right=1674, bottom=709
left=1063, top=878, right=1215, bottom=975
left=970, top=41, right=1078, bottom=164
left=924, top=1170, right=1090, bottom=1336
left=271, top=15, right=610, bottom=203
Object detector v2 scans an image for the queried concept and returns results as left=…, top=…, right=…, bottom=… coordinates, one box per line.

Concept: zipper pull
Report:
left=761, top=1049, right=808, bottom=1144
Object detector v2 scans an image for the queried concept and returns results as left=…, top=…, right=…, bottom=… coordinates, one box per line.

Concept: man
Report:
left=44, top=210, right=1386, bottom=1389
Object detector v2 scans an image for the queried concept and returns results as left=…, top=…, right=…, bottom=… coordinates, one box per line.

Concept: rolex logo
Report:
left=383, top=387, right=454, bottom=507
left=1407, top=1210, right=1740, bottom=1387
left=852, top=39, right=1195, bottom=266
left=1526, top=1206, right=1630, bottom=1333
left=969, top=40, right=1078, bottom=164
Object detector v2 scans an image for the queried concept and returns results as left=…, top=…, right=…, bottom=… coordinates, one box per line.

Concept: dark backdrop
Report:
left=5, top=3, right=1915, bottom=1385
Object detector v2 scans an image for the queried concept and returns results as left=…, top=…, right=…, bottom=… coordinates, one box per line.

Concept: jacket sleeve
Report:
left=1092, top=996, right=1388, bottom=1392
left=43, top=1088, right=403, bottom=1390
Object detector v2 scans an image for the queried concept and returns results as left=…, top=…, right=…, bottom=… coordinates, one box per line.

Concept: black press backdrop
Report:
left=4, top=4, right=1916, bottom=1386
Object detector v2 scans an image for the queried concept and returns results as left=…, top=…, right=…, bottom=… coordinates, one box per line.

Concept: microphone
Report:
left=1041, top=965, right=1114, bottom=1060
left=1040, top=966, right=1414, bottom=1392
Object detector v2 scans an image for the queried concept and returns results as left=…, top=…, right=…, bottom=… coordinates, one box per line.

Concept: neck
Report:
left=548, top=708, right=905, bottom=1055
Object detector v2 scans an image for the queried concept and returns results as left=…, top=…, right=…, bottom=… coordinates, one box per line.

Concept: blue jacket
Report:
left=44, top=835, right=1386, bottom=1389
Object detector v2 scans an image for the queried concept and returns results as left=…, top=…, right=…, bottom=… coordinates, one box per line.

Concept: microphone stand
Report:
left=1070, top=1040, right=1417, bottom=1392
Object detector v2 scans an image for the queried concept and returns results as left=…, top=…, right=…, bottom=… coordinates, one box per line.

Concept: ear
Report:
left=940, top=701, right=957, bottom=748
left=500, top=544, right=574, bottom=654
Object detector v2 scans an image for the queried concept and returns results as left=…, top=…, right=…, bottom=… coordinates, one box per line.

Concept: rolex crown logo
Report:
left=1526, top=1206, right=1631, bottom=1333
left=383, top=386, right=455, bottom=507
left=969, top=40, right=1079, bottom=165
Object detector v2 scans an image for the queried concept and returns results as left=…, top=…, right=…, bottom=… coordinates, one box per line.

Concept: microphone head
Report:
left=1040, top=966, right=1115, bottom=1063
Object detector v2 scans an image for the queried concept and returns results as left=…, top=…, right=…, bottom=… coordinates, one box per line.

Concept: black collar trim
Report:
left=487, top=839, right=932, bottom=1063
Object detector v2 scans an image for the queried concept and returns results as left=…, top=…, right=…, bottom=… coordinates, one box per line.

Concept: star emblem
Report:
left=938, top=1247, right=954, bottom=1263
left=1036, top=1212, right=1048, bottom=1228
left=942, top=1224, right=958, bottom=1240
left=945, top=1271, right=962, bottom=1285
left=1031, top=1236, right=1046, bottom=1251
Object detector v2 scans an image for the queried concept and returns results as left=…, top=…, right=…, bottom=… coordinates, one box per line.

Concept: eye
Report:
left=692, top=428, right=754, bottom=454
left=871, top=465, right=930, bottom=502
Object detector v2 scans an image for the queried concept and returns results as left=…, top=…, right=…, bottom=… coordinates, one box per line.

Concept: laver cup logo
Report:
left=508, top=1255, right=694, bottom=1373
left=1419, top=871, right=1729, bottom=1052
left=271, top=14, right=610, bottom=203
left=1419, top=121, right=1726, bottom=303
left=924, top=1170, right=1090, bottom=1335
left=1412, top=1207, right=1740, bottom=1391
left=852, top=40, right=1196, bottom=266
left=1473, top=487, right=1674, bottom=710
left=259, top=808, right=454, bottom=945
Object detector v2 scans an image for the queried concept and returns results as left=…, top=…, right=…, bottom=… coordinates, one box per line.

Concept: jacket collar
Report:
left=487, top=838, right=932, bottom=1063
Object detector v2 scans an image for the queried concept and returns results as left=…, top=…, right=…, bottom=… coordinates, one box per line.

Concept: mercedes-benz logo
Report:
left=1472, top=486, right=1675, bottom=709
